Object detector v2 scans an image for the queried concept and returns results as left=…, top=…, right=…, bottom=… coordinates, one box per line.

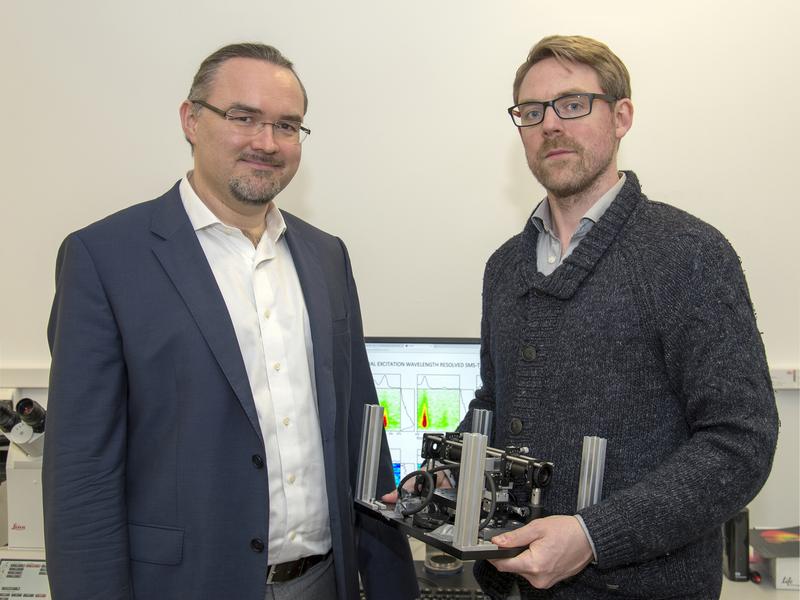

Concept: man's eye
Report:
left=228, top=113, right=256, bottom=124
left=523, top=109, right=542, bottom=121
left=559, top=97, right=588, bottom=113
left=275, top=121, right=300, bottom=134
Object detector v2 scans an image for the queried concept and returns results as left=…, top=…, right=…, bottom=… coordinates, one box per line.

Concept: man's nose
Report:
left=540, top=105, right=564, bottom=134
left=250, top=123, right=280, bottom=152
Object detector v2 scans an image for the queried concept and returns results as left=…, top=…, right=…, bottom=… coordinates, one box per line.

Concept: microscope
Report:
left=0, top=397, right=47, bottom=549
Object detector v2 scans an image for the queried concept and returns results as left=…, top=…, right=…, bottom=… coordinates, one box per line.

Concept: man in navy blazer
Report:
left=43, top=43, right=417, bottom=600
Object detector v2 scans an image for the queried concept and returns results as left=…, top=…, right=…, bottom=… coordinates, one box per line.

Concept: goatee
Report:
left=229, top=151, right=285, bottom=205
left=229, top=174, right=283, bottom=205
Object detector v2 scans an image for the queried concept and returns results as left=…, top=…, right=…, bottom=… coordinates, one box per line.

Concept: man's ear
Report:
left=179, top=100, right=199, bottom=146
left=614, top=98, right=634, bottom=141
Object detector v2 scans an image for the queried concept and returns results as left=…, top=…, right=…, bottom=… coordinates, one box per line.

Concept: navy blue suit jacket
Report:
left=43, top=183, right=417, bottom=600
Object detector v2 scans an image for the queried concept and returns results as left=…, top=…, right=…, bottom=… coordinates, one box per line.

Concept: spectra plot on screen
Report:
left=365, top=338, right=482, bottom=485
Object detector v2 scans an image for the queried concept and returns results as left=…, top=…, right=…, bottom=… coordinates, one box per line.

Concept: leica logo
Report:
left=11, top=523, right=26, bottom=531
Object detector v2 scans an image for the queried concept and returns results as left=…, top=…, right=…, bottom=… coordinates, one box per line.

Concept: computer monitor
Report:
left=364, top=337, right=482, bottom=486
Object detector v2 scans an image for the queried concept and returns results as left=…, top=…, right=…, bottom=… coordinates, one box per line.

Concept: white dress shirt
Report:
left=180, top=175, right=331, bottom=564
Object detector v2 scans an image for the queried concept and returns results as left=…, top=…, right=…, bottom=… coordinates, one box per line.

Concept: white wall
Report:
left=1, top=0, right=798, bottom=523
left=748, top=390, right=800, bottom=527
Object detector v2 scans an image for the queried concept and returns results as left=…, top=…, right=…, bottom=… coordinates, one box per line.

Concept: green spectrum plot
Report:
left=417, top=388, right=460, bottom=430
left=377, top=389, right=402, bottom=430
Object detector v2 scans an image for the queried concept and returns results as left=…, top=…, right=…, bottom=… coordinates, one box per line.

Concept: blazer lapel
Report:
left=284, top=225, right=336, bottom=442
left=149, top=186, right=262, bottom=443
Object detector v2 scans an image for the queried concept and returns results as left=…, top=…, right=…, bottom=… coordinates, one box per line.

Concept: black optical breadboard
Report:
left=354, top=501, right=525, bottom=560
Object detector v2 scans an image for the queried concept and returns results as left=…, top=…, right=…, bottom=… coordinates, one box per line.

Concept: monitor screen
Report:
left=364, top=337, right=482, bottom=486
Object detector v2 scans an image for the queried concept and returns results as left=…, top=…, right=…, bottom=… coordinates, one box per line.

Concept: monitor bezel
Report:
left=365, top=336, right=481, bottom=345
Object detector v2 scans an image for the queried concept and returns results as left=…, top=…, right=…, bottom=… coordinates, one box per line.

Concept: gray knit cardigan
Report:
left=462, top=171, right=779, bottom=599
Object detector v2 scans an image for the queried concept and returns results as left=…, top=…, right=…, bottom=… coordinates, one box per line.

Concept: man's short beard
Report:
left=532, top=152, right=612, bottom=201
left=529, top=136, right=615, bottom=202
left=229, top=174, right=283, bottom=206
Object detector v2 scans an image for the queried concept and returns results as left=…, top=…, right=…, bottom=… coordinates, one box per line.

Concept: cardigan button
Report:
left=252, top=454, right=264, bottom=469
left=521, top=346, right=537, bottom=361
left=250, top=538, right=265, bottom=553
left=509, top=418, right=523, bottom=435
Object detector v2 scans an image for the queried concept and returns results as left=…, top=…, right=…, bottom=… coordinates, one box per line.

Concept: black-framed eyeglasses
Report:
left=507, top=93, right=617, bottom=127
left=192, top=100, right=311, bottom=144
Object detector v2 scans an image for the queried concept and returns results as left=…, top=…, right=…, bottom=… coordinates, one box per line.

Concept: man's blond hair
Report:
left=513, top=35, right=631, bottom=102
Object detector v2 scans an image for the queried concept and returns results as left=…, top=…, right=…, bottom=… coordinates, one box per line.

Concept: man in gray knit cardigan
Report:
left=461, top=35, right=779, bottom=599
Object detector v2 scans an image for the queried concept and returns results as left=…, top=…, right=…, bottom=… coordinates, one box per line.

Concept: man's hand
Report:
left=380, top=489, right=401, bottom=504
left=488, top=515, right=593, bottom=589
left=380, top=469, right=452, bottom=504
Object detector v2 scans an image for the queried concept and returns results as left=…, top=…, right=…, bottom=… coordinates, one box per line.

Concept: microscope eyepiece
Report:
left=16, top=398, right=46, bottom=433
left=0, top=404, right=21, bottom=434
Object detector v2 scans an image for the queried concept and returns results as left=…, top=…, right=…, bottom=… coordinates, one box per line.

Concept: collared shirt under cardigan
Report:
left=462, top=171, right=778, bottom=599
left=529, top=173, right=627, bottom=564
left=531, top=173, right=626, bottom=275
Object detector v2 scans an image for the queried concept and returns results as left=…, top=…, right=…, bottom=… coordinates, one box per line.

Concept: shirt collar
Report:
left=531, top=195, right=554, bottom=234
left=179, top=172, right=287, bottom=244
left=583, top=172, right=626, bottom=224
left=531, top=172, right=627, bottom=234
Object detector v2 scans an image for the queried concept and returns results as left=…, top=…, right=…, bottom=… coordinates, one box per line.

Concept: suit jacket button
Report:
left=252, top=454, right=264, bottom=469
left=521, top=346, right=537, bottom=361
left=250, top=538, right=265, bottom=553
left=509, top=418, right=523, bottom=435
